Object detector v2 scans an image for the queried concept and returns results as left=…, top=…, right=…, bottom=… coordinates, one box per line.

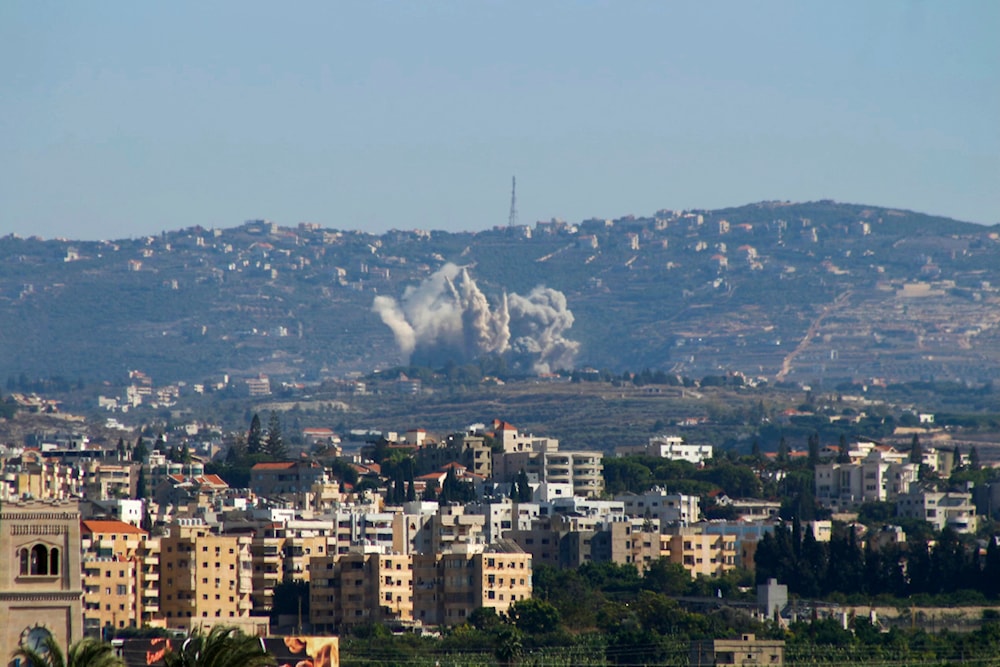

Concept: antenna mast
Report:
left=508, top=176, right=518, bottom=227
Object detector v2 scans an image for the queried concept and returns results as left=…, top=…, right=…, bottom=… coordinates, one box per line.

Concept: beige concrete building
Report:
left=413, top=540, right=531, bottom=627
left=80, top=520, right=151, bottom=636
left=662, top=527, right=737, bottom=578
left=158, top=519, right=256, bottom=631
left=690, top=633, right=784, bottom=666
left=0, top=499, right=84, bottom=659
left=309, top=547, right=413, bottom=632
left=0, top=455, right=85, bottom=501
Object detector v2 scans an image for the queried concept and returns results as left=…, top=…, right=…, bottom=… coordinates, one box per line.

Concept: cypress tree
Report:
left=837, top=435, right=851, bottom=463
left=910, top=433, right=923, bottom=465
left=134, top=435, right=148, bottom=463
left=247, top=413, right=263, bottom=455
left=808, top=433, right=820, bottom=468
left=264, top=412, right=287, bottom=460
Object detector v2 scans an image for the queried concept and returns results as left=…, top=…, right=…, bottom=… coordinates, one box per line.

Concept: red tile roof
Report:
left=252, top=462, right=297, bottom=470
left=82, top=520, right=147, bottom=536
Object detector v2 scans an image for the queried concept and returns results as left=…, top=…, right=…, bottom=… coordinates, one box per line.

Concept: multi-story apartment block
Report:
left=556, top=517, right=661, bottom=571
left=500, top=450, right=604, bottom=498
left=80, top=520, right=152, bottom=636
left=0, top=452, right=85, bottom=500
left=505, top=515, right=563, bottom=568
left=897, top=489, right=978, bottom=533
left=158, top=519, right=255, bottom=630
left=463, top=498, right=539, bottom=543
left=81, top=460, right=139, bottom=499
left=616, top=489, right=701, bottom=526
left=413, top=540, right=531, bottom=627
left=814, top=449, right=918, bottom=510
left=429, top=504, right=487, bottom=554
left=662, top=526, right=738, bottom=578
left=309, top=546, right=413, bottom=632
left=144, top=451, right=205, bottom=493
left=251, top=461, right=327, bottom=498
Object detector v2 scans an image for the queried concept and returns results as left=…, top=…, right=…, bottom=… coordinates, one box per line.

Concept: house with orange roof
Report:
left=251, top=460, right=327, bottom=498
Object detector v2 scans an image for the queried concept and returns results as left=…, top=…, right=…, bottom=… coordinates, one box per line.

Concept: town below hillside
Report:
left=5, top=399, right=1000, bottom=665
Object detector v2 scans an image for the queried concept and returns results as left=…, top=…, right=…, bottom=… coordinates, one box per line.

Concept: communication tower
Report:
left=508, top=176, right=518, bottom=227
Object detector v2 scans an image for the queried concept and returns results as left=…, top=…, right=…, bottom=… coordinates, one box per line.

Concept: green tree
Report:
left=641, top=558, right=690, bottom=596
left=163, top=627, right=275, bottom=667
left=12, top=636, right=124, bottom=667
left=264, top=412, right=286, bottom=460
left=837, top=434, right=851, bottom=463
left=513, top=468, right=532, bottom=502
left=269, top=580, right=309, bottom=628
left=508, top=598, right=561, bottom=634
left=910, top=433, right=923, bottom=465
left=133, top=436, right=148, bottom=464
left=493, top=626, right=523, bottom=667
left=777, top=436, right=789, bottom=463
left=971, top=445, right=982, bottom=471
left=247, top=413, right=263, bottom=456
left=808, top=432, right=820, bottom=468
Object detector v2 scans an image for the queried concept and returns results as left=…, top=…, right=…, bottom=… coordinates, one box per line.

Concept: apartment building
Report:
left=662, top=526, right=738, bottom=578
left=616, top=435, right=714, bottom=465
left=0, top=454, right=85, bottom=500
left=250, top=461, right=327, bottom=498
left=815, top=449, right=918, bottom=510
left=616, top=489, right=701, bottom=526
left=897, top=489, right=978, bottom=534
left=158, top=519, right=255, bottom=630
left=80, top=520, right=152, bottom=635
left=500, top=450, right=604, bottom=498
left=413, top=540, right=532, bottom=627
left=309, top=546, right=413, bottom=632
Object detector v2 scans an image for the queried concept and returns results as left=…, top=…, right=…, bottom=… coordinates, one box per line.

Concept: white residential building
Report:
left=616, top=435, right=713, bottom=465
left=615, top=489, right=701, bottom=526
left=814, top=449, right=918, bottom=510
left=897, top=489, right=978, bottom=534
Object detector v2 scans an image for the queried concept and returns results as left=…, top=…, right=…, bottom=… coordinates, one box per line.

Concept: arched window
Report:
left=30, top=544, right=49, bottom=575
left=49, top=547, right=60, bottom=576
left=19, top=548, right=29, bottom=575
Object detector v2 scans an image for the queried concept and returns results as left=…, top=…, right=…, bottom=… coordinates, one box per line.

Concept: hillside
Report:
left=1, top=200, right=998, bottom=388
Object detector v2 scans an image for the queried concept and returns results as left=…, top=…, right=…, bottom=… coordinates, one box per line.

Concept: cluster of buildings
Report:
left=3, top=415, right=996, bottom=665
left=0, top=421, right=788, bottom=658
left=814, top=438, right=979, bottom=533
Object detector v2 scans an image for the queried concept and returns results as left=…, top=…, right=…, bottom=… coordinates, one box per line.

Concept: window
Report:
left=22, top=544, right=54, bottom=576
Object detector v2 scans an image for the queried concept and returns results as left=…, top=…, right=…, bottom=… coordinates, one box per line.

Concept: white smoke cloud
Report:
left=372, top=263, right=578, bottom=373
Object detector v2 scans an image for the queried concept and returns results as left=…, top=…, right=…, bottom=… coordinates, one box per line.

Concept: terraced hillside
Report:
left=1, top=201, right=998, bottom=387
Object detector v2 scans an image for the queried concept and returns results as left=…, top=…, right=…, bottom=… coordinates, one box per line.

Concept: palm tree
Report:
left=12, top=636, right=123, bottom=667
left=163, top=627, right=275, bottom=667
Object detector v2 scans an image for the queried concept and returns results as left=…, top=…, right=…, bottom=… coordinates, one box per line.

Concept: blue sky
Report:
left=2, top=1, right=997, bottom=240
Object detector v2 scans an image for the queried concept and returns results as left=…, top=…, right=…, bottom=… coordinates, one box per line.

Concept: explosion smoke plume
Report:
left=372, top=263, right=578, bottom=373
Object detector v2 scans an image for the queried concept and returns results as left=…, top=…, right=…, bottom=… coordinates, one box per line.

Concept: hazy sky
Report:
left=2, top=2, right=997, bottom=240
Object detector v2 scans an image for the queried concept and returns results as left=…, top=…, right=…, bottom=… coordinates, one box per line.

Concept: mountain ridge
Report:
left=2, top=200, right=998, bottom=387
